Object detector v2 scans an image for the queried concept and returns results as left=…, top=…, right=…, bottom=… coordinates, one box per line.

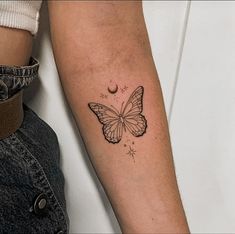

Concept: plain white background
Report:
left=24, top=1, right=235, bottom=233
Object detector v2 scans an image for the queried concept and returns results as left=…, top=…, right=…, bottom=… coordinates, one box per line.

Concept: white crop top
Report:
left=0, top=1, right=42, bottom=36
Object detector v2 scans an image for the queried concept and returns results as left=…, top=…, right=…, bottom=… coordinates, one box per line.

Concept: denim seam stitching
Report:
left=0, top=74, right=38, bottom=78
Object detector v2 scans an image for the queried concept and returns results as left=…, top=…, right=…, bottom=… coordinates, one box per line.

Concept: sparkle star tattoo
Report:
left=88, top=86, right=147, bottom=144
left=127, top=146, right=136, bottom=162
left=100, top=93, right=108, bottom=99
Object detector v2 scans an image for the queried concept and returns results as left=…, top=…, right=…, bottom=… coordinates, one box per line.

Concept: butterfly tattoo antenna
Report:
left=120, top=101, right=125, bottom=115
left=119, top=101, right=127, bottom=132
left=110, top=104, right=119, bottom=114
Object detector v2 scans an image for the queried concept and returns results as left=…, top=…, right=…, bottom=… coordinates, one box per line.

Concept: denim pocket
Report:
left=0, top=105, right=69, bottom=234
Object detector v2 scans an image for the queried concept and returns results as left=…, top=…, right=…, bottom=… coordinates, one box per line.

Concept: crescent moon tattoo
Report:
left=108, top=84, right=118, bottom=94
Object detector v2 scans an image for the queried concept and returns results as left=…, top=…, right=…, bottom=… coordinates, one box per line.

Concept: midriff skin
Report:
left=0, top=26, right=32, bottom=66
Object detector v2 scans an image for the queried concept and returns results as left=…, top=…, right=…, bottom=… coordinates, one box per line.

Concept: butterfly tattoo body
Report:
left=88, top=86, right=147, bottom=144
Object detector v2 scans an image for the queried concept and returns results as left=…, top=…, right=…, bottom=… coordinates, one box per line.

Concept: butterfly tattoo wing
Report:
left=88, top=86, right=147, bottom=144
left=122, top=86, right=147, bottom=137
left=88, top=103, right=123, bottom=143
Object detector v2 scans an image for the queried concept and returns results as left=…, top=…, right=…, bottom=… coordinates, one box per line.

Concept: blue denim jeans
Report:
left=0, top=57, right=69, bottom=233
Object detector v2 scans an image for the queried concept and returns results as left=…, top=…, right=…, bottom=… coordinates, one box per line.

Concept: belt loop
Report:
left=0, top=90, right=23, bottom=140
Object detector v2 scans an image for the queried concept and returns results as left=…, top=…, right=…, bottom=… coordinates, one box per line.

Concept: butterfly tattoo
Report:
left=88, top=86, right=147, bottom=144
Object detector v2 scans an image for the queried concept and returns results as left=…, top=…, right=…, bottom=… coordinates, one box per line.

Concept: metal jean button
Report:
left=56, top=230, right=63, bottom=234
left=33, top=193, right=48, bottom=215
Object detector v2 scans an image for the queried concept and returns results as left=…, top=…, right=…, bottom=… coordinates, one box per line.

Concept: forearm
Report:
left=48, top=1, right=189, bottom=233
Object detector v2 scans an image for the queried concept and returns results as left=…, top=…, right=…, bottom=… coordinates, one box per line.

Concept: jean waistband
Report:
left=0, top=57, right=40, bottom=101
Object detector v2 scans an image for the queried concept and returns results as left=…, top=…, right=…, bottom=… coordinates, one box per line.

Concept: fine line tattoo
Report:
left=127, top=146, right=136, bottom=162
left=88, top=86, right=147, bottom=144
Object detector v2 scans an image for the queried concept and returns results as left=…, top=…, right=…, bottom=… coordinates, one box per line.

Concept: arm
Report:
left=48, top=1, right=189, bottom=233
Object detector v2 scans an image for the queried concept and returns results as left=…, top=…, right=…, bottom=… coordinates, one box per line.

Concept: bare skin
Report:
left=0, top=26, right=32, bottom=66
left=0, top=2, right=190, bottom=232
left=48, top=1, right=190, bottom=233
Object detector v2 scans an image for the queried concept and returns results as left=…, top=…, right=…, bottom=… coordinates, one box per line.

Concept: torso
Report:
left=0, top=26, right=33, bottom=66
